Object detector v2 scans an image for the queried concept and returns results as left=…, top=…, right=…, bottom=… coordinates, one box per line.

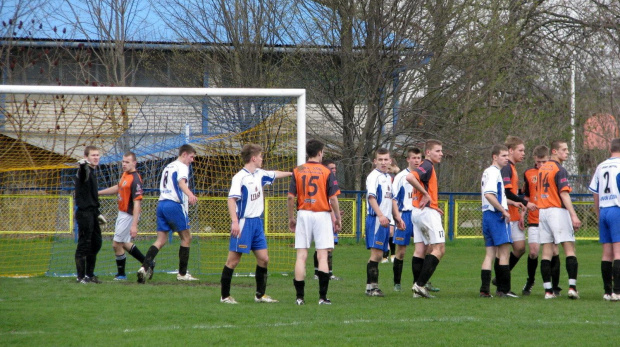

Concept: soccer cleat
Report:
left=553, top=287, right=562, bottom=297
left=296, top=298, right=305, bottom=305
left=611, top=293, right=620, bottom=301
left=255, top=294, right=279, bottom=303
left=544, top=292, right=556, bottom=299
left=177, top=272, right=199, bottom=281
left=114, top=275, right=127, bottom=281
left=77, top=277, right=89, bottom=284
left=603, top=294, right=612, bottom=301
left=366, top=288, right=385, bottom=297
left=425, top=282, right=440, bottom=292
left=97, top=214, right=108, bottom=225
left=313, top=274, right=319, bottom=280
left=87, top=276, right=102, bottom=284
left=394, top=284, right=401, bottom=292
left=220, top=296, right=238, bottom=304
left=413, top=283, right=432, bottom=298
left=381, top=258, right=389, bottom=264
left=479, top=292, right=493, bottom=298
left=567, top=288, right=580, bottom=300
left=496, top=291, right=518, bottom=298
left=318, top=298, right=332, bottom=305
left=329, top=275, right=341, bottom=281
left=137, top=266, right=147, bottom=284
left=522, top=281, right=534, bottom=296
left=412, top=292, right=422, bottom=298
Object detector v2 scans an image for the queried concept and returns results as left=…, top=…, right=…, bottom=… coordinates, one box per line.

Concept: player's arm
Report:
left=130, top=199, right=141, bottom=238
left=178, top=178, right=198, bottom=205
left=485, top=193, right=510, bottom=220
left=391, top=199, right=405, bottom=230
left=274, top=170, right=293, bottom=179
left=329, top=195, right=342, bottom=232
left=287, top=193, right=297, bottom=232
left=593, top=193, right=600, bottom=219
left=227, top=197, right=241, bottom=237
left=405, top=172, right=430, bottom=207
left=559, top=190, right=581, bottom=230
left=368, top=196, right=389, bottom=227
left=98, top=185, right=119, bottom=196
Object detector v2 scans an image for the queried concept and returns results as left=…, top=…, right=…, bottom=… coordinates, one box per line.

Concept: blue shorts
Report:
left=365, top=215, right=390, bottom=251
left=156, top=200, right=189, bottom=232
left=599, top=207, right=620, bottom=244
left=229, top=217, right=267, bottom=254
left=334, top=232, right=339, bottom=244
left=482, top=211, right=512, bottom=247
left=393, top=211, right=413, bottom=246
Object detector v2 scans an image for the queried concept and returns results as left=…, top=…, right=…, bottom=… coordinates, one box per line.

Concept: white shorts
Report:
left=295, top=210, right=335, bottom=250
left=527, top=226, right=540, bottom=244
left=539, top=208, right=575, bottom=244
left=113, top=211, right=134, bottom=243
left=411, top=207, right=445, bottom=245
left=510, top=221, right=525, bottom=242
left=410, top=209, right=428, bottom=245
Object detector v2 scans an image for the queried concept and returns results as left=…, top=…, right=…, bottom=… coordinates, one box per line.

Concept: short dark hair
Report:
left=241, top=144, right=262, bottom=164
left=491, top=144, right=508, bottom=157
left=375, top=148, right=390, bottom=158
left=504, top=136, right=524, bottom=150
left=322, top=159, right=335, bottom=166
left=84, top=146, right=99, bottom=156
left=532, top=145, right=549, bottom=158
left=424, top=139, right=442, bottom=153
left=124, top=151, right=137, bottom=162
left=406, top=147, right=422, bottom=157
left=611, top=138, right=620, bottom=153
left=550, top=140, right=566, bottom=152
left=179, top=144, right=196, bottom=156
left=306, top=139, right=324, bottom=158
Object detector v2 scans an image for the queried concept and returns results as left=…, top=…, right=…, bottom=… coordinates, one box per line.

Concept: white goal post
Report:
left=0, top=85, right=307, bottom=165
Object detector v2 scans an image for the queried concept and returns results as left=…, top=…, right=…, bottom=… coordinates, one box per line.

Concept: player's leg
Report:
left=251, top=219, right=277, bottom=302
left=562, top=240, right=579, bottom=298
left=74, top=209, right=93, bottom=282
left=393, top=245, right=406, bottom=291
left=523, top=226, right=540, bottom=295
left=113, top=241, right=127, bottom=279
left=392, top=211, right=412, bottom=291
left=293, top=211, right=312, bottom=304
left=480, top=211, right=497, bottom=297
left=113, top=213, right=133, bottom=280
left=366, top=215, right=388, bottom=296
left=612, top=242, right=620, bottom=301
left=86, top=211, right=103, bottom=282
left=221, top=251, right=242, bottom=303
left=540, top=242, right=555, bottom=298
left=602, top=243, right=613, bottom=300
left=176, top=228, right=198, bottom=280
left=316, top=248, right=332, bottom=304
left=124, top=242, right=145, bottom=264
left=313, top=250, right=319, bottom=279
left=510, top=221, right=526, bottom=268
left=413, top=209, right=445, bottom=297
left=551, top=244, right=561, bottom=295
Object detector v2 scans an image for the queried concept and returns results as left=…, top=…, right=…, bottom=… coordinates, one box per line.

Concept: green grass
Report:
left=1, top=239, right=617, bottom=346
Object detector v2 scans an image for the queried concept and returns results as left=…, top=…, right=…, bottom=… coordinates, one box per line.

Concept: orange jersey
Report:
left=501, top=160, right=520, bottom=221
left=412, top=159, right=439, bottom=211
left=289, top=161, right=340, bottom=212
left=117, top=171, right=143, bottom=215
left=536, top=160, right=572, bottom=209
left=522, top=167, right=539, bottom=224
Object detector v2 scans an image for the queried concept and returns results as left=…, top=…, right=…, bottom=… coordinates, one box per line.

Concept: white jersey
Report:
left=159, top=160, right=190, bottom=212
left=589, top=157, right=620, bottom=208
left=228, top=168, right=275, bottom=219
left=393, top=168, right=415, bottom=212
left=481, top=165, right=507, bottom=212
left=366, top=169, right=393, bottom=218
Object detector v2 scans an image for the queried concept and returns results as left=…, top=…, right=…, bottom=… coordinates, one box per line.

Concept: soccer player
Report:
left=98, top=152, right=146, bottom=280
left=365, top=148, right=405, bottom=297
left=288, top=139, right=342, bottom=305
left=537, top=140, right=581, bottom=299
left=498, top=136, right=536, bottom=284
left=74, top=145, right=103, bottom=284
left=407, top=139, right=445, bottom=298
left=383, top=159, right=401, bottom=263
left=313, top=159, right=342, bottom=281
left=137, top=144, right=199, bottom=283
left=588, top=138, right=620, bottom=301
left=480, top=145, right=516, bottom=298
left=521, top=146, right=561, bottom=296
left=220, top=144, right=292, bottom=304
left=391, top=147, right=422, bottom=291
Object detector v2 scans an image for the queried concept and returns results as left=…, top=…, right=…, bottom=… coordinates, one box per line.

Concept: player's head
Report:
left=241, top=144, right=263, bottom=167
left=84, top=146, right=100, bottom=166
left=389, top=158, right=400, bottom=174
left=122, top=151, right=137, bottom=172
left=322, top=159, right=337, bottom=175
left=406, top=147, right=422, bottom=169
left=306, top=139, right=324, bottom=159
left=504, top=135, right=525, bottom=163
left=424, top=139, right=443, bottom=164
left=374, top=148, right=391, bottom=172
left=610, top=138, right=620, bottom=154
left=532, top=145, right=549, bottom=169
left=178, top=144, right=196, bottom=165
left=550, top=140, right=569, bottom=162
left=491, top=144, right=509, bottom=168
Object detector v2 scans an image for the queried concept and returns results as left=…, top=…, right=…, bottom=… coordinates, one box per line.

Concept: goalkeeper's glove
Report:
left=97, top=214, right=108, bottom=225
left=78, top=159, right=91, bottom=165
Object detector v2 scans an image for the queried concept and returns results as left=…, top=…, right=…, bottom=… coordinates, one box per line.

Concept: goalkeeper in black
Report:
left=74, top=145, right=103, bottom=284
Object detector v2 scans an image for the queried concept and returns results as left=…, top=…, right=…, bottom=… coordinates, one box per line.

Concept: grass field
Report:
left=1, top=239, right=618, bottom=346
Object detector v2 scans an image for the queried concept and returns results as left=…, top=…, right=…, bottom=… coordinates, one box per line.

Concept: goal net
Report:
left=0, top=85, right=305, bottom=278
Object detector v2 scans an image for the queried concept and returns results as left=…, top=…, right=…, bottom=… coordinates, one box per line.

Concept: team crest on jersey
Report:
left=531, top=176, right=537, bottom=184
left=122, top=181, right=127, bottom=187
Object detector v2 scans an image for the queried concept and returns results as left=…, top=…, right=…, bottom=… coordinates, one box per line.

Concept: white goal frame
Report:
left=0, top=85, right=307, bottom=165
